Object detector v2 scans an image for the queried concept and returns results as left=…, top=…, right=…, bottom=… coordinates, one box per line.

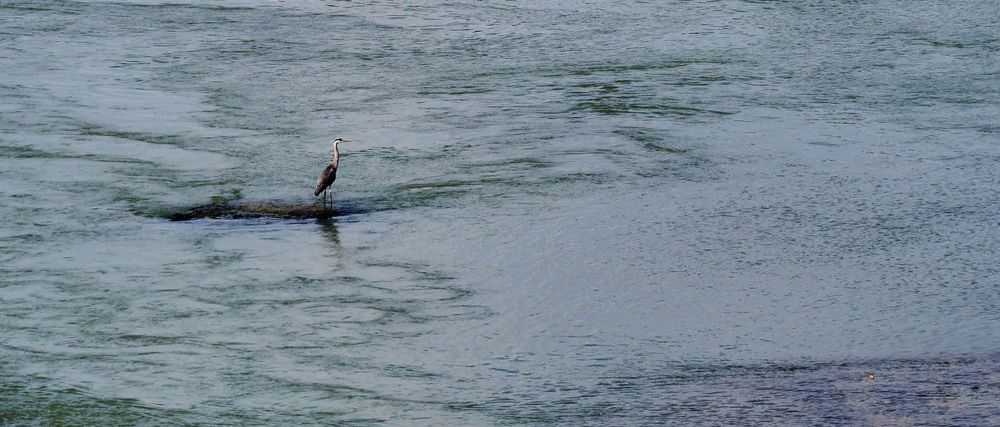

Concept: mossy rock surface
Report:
left=166, top=200, right=338, bottom=221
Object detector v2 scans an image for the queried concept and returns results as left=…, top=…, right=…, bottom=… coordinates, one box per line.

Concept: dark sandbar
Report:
left=166, top=200, right=338, bottom=221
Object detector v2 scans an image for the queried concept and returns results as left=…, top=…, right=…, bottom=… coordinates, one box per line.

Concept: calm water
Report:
left=2, top=0, right=999, bottom=425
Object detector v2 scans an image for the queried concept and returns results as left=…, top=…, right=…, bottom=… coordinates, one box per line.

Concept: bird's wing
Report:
left=314, top=164, right=338, bottom=196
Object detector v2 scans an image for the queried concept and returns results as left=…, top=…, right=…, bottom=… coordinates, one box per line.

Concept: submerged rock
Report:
left=166, top=200, right=338, bottom=221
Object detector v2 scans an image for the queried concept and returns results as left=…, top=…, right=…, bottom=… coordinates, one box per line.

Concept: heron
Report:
left=314, top=137, right=350, bottom=207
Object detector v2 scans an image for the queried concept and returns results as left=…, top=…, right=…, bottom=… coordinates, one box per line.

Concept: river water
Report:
left=2, top=1, right=999, bottom=425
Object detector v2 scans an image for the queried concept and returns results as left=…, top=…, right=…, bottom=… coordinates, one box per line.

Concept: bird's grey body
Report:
left=315, top=138, right=349, bottom=207
left=314, top=163, right=337, bottom=197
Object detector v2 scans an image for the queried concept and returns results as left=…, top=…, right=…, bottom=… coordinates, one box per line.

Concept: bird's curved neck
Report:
left=331, top=142, right=341, bottom=167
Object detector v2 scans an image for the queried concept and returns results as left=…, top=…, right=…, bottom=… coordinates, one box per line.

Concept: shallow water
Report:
left=2, top=0, right=999, bottom=425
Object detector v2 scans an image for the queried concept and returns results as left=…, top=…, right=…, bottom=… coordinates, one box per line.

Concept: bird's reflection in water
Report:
left=318, top=219, right=343, bottom=258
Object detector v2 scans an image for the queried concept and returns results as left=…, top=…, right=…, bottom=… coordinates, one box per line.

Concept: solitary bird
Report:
left=314, top=137, right=350, bottom=207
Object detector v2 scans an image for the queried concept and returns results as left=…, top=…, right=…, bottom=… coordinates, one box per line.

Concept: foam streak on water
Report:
left=1, top=1, right=999, bottom=424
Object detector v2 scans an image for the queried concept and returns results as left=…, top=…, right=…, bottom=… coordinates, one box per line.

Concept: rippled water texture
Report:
left=2, top=0, right=999, bottom=425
